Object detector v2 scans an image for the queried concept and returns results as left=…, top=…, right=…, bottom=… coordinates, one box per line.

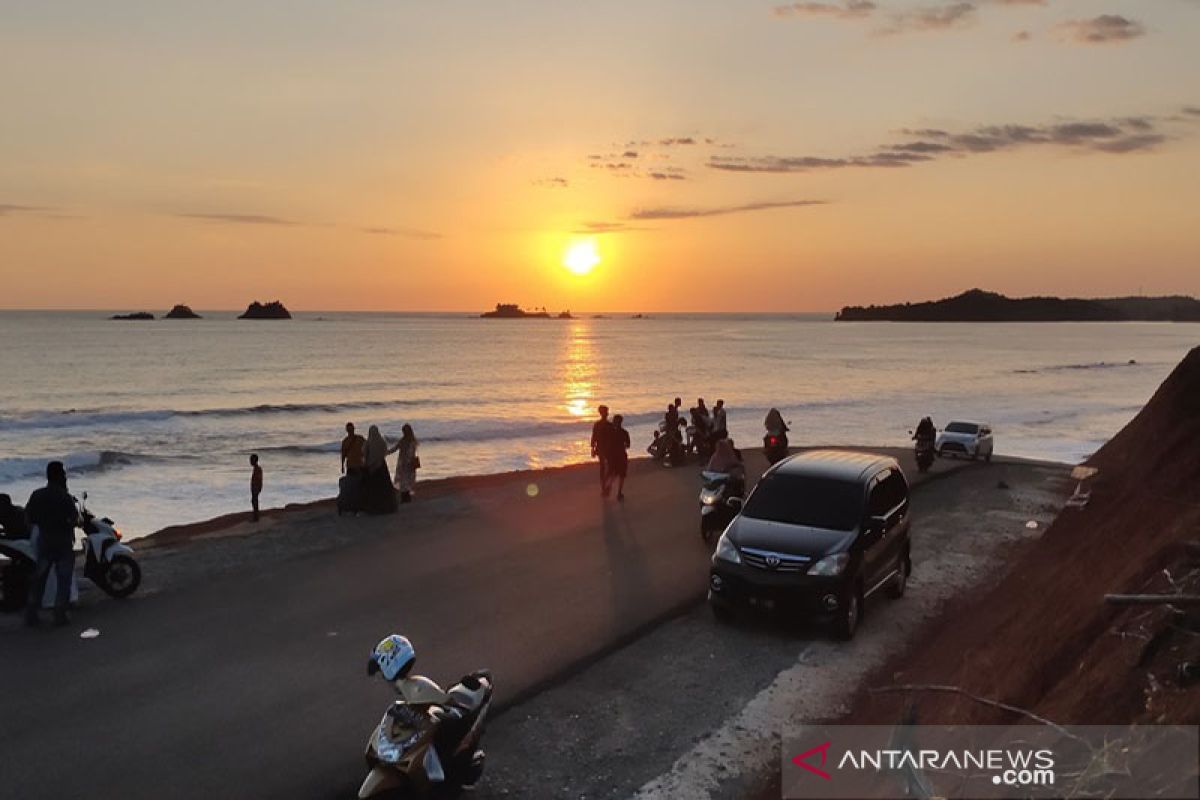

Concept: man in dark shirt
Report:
left=24, top=461, right=79, bottom=627
left=341, top=422, right=366, bottom=476
left=590, top=405, right=615, bottom=497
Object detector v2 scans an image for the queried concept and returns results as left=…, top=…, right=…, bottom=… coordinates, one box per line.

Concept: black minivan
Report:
left=707, top=450, right=912, bottom=639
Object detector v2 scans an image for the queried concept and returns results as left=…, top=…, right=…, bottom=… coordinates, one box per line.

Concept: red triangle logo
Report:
left=791, top=740, right=832, bottom=780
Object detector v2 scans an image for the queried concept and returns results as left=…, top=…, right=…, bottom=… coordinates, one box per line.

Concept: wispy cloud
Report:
left=574, top=221, right=653, bottom=234
left=629, top=199, right=826, bottom=220
left=772, top=1, right=876, bottom=19
left=178, top=212, right=301, bottom=226
left=533, top=176, right=570, bottom=188
left=0, top=203, right=50, bottom=216
left=178, top=211, right=440, bottom=239
left=1054, top=15, right=1145, bottom=44
left=879, top=2, right=977, bottom=34
left=709, top=114, right=1171, bottom=174
left=358, top=226, right=443, bottom=240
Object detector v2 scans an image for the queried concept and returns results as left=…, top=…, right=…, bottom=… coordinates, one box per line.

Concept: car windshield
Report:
left=945, top=422, right=979, bottom=434
left=741, top=474, right=863, bottom=531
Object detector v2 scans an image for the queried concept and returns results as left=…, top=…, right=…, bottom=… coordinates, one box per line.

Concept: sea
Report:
left=1, top=311, right=1196, bottom=540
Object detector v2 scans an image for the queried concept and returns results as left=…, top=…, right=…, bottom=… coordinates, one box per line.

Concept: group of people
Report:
left=589, top=406, right=632, bottom=500
left=650, top=397, right=729, bottom=464
left=339, top=422, right=421, bottom=514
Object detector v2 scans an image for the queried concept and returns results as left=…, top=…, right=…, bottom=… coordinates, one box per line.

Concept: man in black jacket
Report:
left=24, top=461, right=79, bottom=627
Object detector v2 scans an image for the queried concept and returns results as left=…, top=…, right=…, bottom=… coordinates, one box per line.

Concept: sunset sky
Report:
left=2, top=0, right=1198, bottom=312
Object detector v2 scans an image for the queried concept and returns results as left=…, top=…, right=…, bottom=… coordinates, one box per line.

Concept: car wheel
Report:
left=834, top=585, right=862, bottom=640
left=888, top=550, right=910, bottom=599
left=985, top=449, right=992, bottom=463
left=709, top=596, right=736, bottom=624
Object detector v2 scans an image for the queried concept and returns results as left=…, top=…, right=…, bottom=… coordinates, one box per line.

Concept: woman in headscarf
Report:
left=363, top=425, right=398, bottom=514
left=394, top=424, right=420, bottom=504
left=706, top=437, right=746, bottom=497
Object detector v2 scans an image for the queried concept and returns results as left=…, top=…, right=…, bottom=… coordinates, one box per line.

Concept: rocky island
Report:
left=480, top=304, right=552, bottom=319
left=835, top=289, right=1200, bottom=322
left=164, top=304, right=202, bottom=319
left=238, top=300, right=292, bottom=320
left=110, top=311, right=155, bottom=320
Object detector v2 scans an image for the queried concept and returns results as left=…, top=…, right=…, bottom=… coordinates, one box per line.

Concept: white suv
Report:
left=936, top=421, right=993, bottom=462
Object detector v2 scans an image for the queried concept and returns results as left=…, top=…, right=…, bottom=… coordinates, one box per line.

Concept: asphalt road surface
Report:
left=0, top=448, right=960, bottom=799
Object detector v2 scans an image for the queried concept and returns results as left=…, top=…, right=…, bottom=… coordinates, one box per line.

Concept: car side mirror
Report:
left=726, top=497, right=743, bottom=511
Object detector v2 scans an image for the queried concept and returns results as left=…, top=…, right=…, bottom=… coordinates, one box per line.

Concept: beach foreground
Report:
left=0, top=447, right=1067, bottom=799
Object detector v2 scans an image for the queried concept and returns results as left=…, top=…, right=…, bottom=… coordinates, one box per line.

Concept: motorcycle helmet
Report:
left=367, top=634, right=416, bottom=681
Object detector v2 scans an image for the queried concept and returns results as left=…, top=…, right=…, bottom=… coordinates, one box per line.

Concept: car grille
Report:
left=740, top=547, right=811, bottom=573
left=940, top=441, right=967, bottom=453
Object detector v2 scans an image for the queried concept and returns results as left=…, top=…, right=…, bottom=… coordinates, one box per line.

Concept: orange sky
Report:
left=2, top=1, right=1198, bottom=311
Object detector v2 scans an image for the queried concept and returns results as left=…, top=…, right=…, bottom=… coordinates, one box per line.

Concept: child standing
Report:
left=249, top=454, right=263, bottom=522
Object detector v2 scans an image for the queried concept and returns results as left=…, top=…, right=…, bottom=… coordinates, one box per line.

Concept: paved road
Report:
left=0, top=448, right=957, bottom=799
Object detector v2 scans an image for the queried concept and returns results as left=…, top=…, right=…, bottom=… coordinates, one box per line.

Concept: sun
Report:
left=563, top=239, right=601, bottom=276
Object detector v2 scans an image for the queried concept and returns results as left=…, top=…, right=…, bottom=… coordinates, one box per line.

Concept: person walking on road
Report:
left=24, top=461, right=79, bottom=627
left=394, top=424, right=420, bottom=504
left=363, top=425, right=398, bottom=514
left=341, top=422, right=366, bottom=476
left=249, top=454, right=263, bottom=522
left=608, top=414, right=631, bottom=501
left=591, top=405, right=615, bottom=497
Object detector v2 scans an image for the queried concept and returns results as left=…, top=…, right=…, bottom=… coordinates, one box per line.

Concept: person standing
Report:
left=608, top=414, right=632, bottom=501
left=394, top=424, right=420, bottom=504
left=24, top=461, right=79, bottom=627
left=591, top=405, right=614, bottom=497
left=712, top=399, right=728, bottom=441
left=341, top=422, right=366, bottom=476
left=249, top=454, right=263, bottom=522
left=363, top=425, right=398, bottom=514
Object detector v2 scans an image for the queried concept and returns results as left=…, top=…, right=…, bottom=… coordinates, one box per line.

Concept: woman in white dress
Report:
left=394, top=424, right=419, bottom=503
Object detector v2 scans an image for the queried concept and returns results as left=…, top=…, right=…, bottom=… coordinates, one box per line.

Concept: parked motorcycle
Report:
left=0, top=492, right=140, bottom=611
left=360, top=635, right=494, bottom=798
left=699, top=470, right=745, bottom=545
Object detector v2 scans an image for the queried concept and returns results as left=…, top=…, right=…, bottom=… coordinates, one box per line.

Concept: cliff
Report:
left=835, top=288, right=1200, bottom=322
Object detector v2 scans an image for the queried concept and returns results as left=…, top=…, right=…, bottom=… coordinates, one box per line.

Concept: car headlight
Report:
left=808, top=553, right=849, bottom=576
left=714, top=533, right=741, bottom=564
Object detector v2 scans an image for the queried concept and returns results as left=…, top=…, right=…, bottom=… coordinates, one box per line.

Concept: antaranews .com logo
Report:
left=783, top=725, right=1198, bottom=799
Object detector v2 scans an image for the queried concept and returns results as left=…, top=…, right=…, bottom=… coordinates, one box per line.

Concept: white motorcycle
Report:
left=0, top=492, right=140, bottom=610
left=360, top=636, right=493, bottom=798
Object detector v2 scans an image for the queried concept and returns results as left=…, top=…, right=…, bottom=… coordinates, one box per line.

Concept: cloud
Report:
left=0, top=203, right=50, bottom=216
left=178, top=212, right=300, bottom=226
left=622, top=150, right=639, bottom=159
left=628, top=199, right=826, bottom=220
left=533, top=177, right=570, bottom=188
left=659, top=137, right=697, bottom=146
left=1184, top=107, right=1200, bottom=117
left=773, top=1, right=876, bottom=19
left=1012, top=29, right=1032, bottom=41
left=574, top=221, right=652, bottom=234
left=1054, top=15, right=1145, bottom=44
left=648, top=171, right=688, bottom=181
left=879, top=2, right=977, bottom=34
left=358, top=226, right=443, bottom=240
left=709, top=114, right=1170, bottom=173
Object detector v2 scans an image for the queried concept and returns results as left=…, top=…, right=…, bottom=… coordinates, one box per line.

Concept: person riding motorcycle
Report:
left=706, top=439, right=746, bottom=496
left=764, top=407, right=788, bottom=436
left=913, top=416, right=936, bottom=443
